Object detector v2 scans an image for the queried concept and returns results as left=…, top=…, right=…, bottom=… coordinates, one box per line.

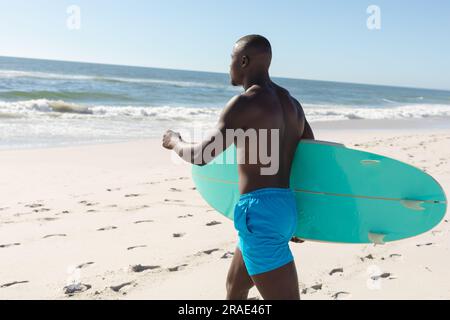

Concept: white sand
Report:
left=0, top=121, right=449, bottom=300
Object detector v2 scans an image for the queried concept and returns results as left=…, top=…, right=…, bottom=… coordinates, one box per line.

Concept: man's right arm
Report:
left=162, top=94, right=245, bottom=165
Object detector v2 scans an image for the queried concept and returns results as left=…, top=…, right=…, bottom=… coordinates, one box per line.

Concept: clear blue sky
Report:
left=0, top=0, right=449, bottom=90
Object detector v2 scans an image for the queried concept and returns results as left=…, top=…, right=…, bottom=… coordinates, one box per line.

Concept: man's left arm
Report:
left=302, top=119, right=315, bottom=140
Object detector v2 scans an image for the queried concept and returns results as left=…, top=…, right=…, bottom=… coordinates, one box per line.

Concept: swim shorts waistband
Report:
left=240, top=187, right=294, bottom=200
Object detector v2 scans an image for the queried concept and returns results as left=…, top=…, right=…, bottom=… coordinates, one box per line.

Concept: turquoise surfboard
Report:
left=192, top=140, right=447, bottom=244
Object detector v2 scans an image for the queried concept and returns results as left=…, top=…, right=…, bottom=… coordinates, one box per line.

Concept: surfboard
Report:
left=192, top=140, right=447, bottom=244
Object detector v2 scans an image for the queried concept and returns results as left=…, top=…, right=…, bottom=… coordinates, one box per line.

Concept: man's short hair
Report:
left=236, top=35, right=272, bottom=55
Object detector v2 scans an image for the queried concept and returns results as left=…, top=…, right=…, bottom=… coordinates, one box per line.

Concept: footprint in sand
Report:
left=221, top=252, right=234, bottom=259
left=332, top=292, right=352, bottom=300
left=25, top=204, right=43, bottom=209
left=86, top=210, right=98, bottom=213
left=38, top=217, right=59, bottom=222
left=164, top=199, right=184, bottom=203
left=0, top=243, right=21, bottom=249
left=33, top=208, right=51, bottom=213
left=199, top=249, right=220, bottom=256
left=64, top=283, right=92, bottom=295
left=206, top=221, right=222, bottom=227
left=168, top=264, right=188, bottom=272
left=360, top=254, right=375, bottom=262
left=178, top=214, right=194, bottom=219
left=131, top=264, right=161, bottom=273
left=416, top=243, right=434, bottom=247
left=329, top=268, right=344, bottom=276
left=170, top=188, right=182, bottom=192
left=125, top=194, right=141, bottom=198
left=97, top=226, right=118, bottom=232
left=106, top=188, right=121, bottom=192
left=79, top=201, right=98, bottom=207
left=127, top=245, right=147, bottom=251
left=302, top=284, right=323, bottom=294
left=77, top=262, right=95, bottom=269
left=86, top=203, right=98, bottom=207
left=126, top=205, right=150, bottom=212
left=385, top=254, right=403, bottom=262
left=173, top=233, right=186, bottom=238
left=134, top=220, right=154, bottom=224
left=110, top=282, right=134, bottom=293
left=371, top=273, right=395, bottom=281
left=56, top=210, right=70, bottom=216
left=0, top=207, right=9, bottom=211
left=43, top=234, right=67, bottom=239
left=14, top=212, right=32, bottom=217
left=1, top=281, right=29, bottom=288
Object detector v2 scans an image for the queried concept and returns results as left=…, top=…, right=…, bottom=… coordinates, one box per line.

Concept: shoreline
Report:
left=1, top=117, right=450, bottom=152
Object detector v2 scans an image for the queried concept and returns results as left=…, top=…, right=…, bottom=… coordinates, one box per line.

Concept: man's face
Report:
left=229, top=44, right=243, bottom=86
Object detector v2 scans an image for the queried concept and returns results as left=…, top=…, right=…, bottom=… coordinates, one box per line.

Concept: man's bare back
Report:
left=163, top=35, right=314, bottom=300
left=232, top=82, right=310, bottom=194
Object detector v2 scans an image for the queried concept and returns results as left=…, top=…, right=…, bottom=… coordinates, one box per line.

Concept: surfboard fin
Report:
left=368, top=232, right=386, bottom=245
left=401, top=200, right=425, bottom=211
left=361, top=160, right=381, bottom=166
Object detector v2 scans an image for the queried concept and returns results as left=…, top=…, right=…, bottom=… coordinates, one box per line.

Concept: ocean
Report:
left=1, top=56, right=450, bottom=149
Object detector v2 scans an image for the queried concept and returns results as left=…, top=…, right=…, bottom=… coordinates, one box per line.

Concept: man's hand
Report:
left=162, top=130, right=182, bottom=150
left=290, top=237, right=305, bottom=244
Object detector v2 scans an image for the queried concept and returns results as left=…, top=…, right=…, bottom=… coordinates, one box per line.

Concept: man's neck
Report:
left=243, top=71, right=271, bottom=91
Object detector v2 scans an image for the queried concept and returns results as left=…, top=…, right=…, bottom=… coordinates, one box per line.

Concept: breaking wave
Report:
left=1, top=99, right=450, bottom=122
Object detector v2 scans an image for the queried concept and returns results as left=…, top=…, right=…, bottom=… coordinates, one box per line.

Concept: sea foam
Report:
left=2, top=99, right=450, bottom=122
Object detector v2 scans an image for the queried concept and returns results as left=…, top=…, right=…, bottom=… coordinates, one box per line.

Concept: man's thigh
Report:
left=226, top=248, right=255, bottom=299
left=251, top=261, right=300, bottom=300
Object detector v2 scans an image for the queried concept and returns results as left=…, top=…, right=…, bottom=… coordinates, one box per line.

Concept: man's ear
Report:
left=241, top=55, right=249, bottom=68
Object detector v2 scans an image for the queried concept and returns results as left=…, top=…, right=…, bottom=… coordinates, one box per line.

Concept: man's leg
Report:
left=251, top=261, right=300, bottom=300
left=226, top=248, right=255, bottom=300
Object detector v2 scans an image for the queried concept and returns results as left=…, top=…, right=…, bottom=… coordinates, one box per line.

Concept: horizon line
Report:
left=1, top=54, right=449, bottom=93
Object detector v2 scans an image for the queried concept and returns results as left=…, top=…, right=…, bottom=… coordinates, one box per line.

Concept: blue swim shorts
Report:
left=234, top=188, right=298, bottom=276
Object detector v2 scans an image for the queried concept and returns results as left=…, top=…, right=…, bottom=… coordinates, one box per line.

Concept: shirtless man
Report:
left=163, top=35, right=314, bottom=300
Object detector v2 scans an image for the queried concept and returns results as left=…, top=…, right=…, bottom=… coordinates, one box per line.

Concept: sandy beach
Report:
left=0, top=120, right=449, bottom=300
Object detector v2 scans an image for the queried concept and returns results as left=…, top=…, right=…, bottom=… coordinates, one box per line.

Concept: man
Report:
left=163, top=35, right=314, bottom=300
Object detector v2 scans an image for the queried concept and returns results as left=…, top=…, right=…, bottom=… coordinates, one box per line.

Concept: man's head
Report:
left=230, top=35, right=272, bottom=86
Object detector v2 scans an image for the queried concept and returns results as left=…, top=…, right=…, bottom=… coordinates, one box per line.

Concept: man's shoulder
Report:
left=238, top=85, right=276, bottom=108
left=245, top=84, right=273, bottom=98
left=272, top=83, right=290, bottom=96
left=226, top=89, right=264, bottom=110
left=224, top=93, right=249, bottom=112
left=220, top=94, right=250, bottom=122
left=271, top=84, right=299, bottom=105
